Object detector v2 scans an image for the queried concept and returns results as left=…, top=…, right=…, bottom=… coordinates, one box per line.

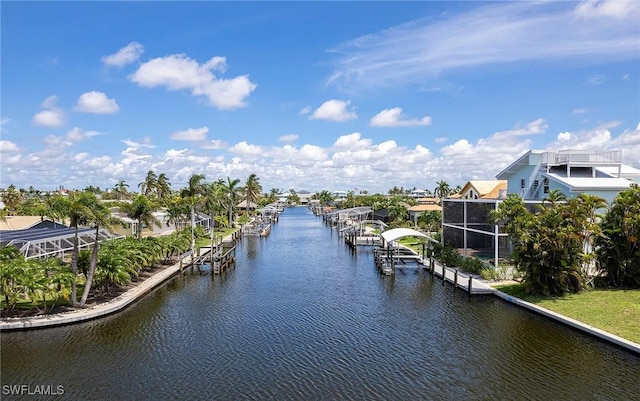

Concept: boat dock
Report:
left=189, top=231, right=241, bottom=274
left=373, top=246, right=493, bottom=295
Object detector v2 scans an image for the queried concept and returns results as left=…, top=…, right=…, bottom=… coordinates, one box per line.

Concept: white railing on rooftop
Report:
left=541, top=150, right=622, bottom=165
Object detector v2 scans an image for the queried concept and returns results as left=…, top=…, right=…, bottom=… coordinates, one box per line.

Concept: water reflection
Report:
left=1, top=207, right=639, bottom=401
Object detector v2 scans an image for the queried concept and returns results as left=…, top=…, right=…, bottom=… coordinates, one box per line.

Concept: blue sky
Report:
left=1, top=1, right=639, bottom=194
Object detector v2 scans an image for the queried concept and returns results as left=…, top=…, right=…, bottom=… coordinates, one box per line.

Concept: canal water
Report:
left=2, top=207, right=639, bottom=400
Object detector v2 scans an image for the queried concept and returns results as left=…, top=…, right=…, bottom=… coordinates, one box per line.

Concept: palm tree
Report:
left=244, top=174, right=262, bottom=214
left=139, top=170, right=158, bottom=197
left=417, top=210, right=442, bottom=233
left=265, top=188, right=282, bottom=204
left=79, top=201, right=115, bottom=307
left=122, top=194, right=161, bottom=241
left=222, top=177, right=241, bottom=228
left=156, top=173, right=172, bottom=203
left=434, top=180, right=451, bottom=200
left=180, top=174, right=206, bottom=252
left=314, top=190, right=334, bottom=206
left=541, top=188, right=567, bottom=208
left=65, top=191, right=99, bottom=306
left=114, top=180, right=129, bottom=200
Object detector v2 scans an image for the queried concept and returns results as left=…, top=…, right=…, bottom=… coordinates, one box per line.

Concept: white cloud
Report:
left=493, top=118, right=548, bottom=138
left=0, top=140, right=19, bottom=153
left=573, top=0, right=639, bottom=20
left=129, top=54, right=256, bottom=110
left=310, top=100, right=357, bottom=122
left=229, top=141, right=263, bottom=155
left=329, top=2, right=640, bottom=89
left=33, top=110, right=63, bottom=128
left=299, top=106, right=312, bottom=115
left=32, top=96, right=64, bottom=128
left=120, top=138, right=155, bottom=149
left=587, top=75, right=606, bottom=86
left=75, top=91, right=119, bottom=114
left=333, top=132, right=372, bottom=150
left=102, top=42, right=144, bottom=68
left=369, top=107, right=432, bottom=127
left=557, top=132, right=573, bottom=141
left=435, top=137, right=448, bottom=143
left=279, top=134, right=298, bottom=143
left=1, top=117, right=11, bottom=133
left=170, top=127, right=209, bottom=141
left=201, top=140, right=227, bottom=150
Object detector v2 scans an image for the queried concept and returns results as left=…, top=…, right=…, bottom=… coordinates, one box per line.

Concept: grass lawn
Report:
left=494, top=283, right=640, bottom=344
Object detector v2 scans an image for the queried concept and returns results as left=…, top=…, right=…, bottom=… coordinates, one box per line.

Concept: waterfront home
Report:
left=0, top=216, right=68, bottom=231
left=495, top=149, right=639, bottom=204
left=456, top=180, right=507, bottom=200
left=441, top=149, right=640, bottom=266
left=407, top=204, right=442, bottom=226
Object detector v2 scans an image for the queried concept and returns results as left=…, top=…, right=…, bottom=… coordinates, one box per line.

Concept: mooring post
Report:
left=442, top=263, right=446, bottom=285
left=468, top=276, right=473, bottom=296
left=454, top=269, right=458, bottom=290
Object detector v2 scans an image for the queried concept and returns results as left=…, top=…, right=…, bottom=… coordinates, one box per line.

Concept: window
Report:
left=543, top=178, right=549, bottom=194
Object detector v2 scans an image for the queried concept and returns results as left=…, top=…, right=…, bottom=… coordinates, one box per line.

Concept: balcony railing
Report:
left=541, top=150, right=622, bottom=165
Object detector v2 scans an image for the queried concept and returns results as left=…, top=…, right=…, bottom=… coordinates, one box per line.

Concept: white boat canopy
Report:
left=380, top=228, right=438, bottom=244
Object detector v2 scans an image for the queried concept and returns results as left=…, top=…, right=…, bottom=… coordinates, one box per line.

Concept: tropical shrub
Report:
left=596, top=187, right=640, bottom=288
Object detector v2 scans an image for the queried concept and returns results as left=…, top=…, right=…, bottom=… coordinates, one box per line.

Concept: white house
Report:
left=495, top=149, right=639, bottom=204
left=441, top=149, right=640, bottom=266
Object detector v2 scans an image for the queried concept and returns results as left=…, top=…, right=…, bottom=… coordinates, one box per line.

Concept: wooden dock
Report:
left=373, top=246, right=494, bottom=295
left=188, top=231, right=242, bottom=275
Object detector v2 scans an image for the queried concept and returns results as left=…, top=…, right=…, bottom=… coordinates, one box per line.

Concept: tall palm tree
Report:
left=244, top=173, right=262, bottom=213
left=156, top=173, right=172, bottom=203
left=180, top=174, right=206, bottom=251
left=222, top=177, right=241, bottom=228
left=65, top=191, right=99, bottom=306
left=79, top=201, right=116, bottom=307
left=139, top=170, right=158, bottom=197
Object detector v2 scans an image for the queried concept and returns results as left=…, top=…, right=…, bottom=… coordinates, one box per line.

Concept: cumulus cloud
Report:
left=369, top=107, right=432, bottom=127
left=557, top=132, right=573, bottom=141
left=170, top=127, right=209, bottom=141
left=32, top=95, right=64, bottom=128
left=102, top=42, right=144, bottom=68
left=333, top=132, right=372, bottom=150
left=0, top=140, right=19, bottom=153
left=229, top=141, right=263, bottom=155
left=310, top=100, right=357, bottom=122
left=279, top=134, right=298, bottom=143
left=75, top=91, right=119, bottom=114
left=129, top=54, right=256, bottom=110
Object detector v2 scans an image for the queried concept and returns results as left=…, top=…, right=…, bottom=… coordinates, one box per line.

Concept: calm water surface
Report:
left=2, top=207, right=639, bottom=400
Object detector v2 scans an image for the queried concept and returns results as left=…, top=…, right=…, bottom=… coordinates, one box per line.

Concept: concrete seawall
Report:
left=494, top=290, right=640, bottom=355
left=0, top=253, right=197, bottom=331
